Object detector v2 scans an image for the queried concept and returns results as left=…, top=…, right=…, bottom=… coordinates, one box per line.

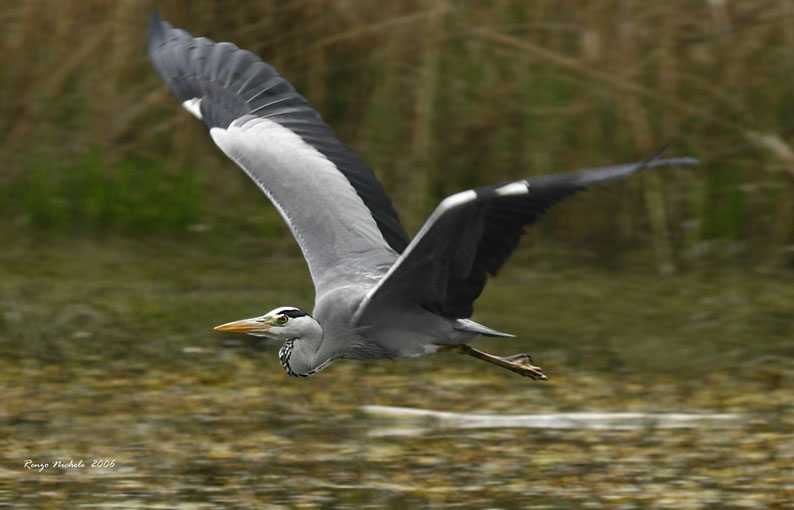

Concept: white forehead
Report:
left=266, top=306, right=305, bottom=316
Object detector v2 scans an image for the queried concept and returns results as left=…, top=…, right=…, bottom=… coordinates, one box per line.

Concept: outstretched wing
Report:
left=355, top=156, right=698, bottom=321
left=148, top=11, right=409, bottom=297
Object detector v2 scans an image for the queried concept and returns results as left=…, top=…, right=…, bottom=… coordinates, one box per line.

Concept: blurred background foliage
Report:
left=1, top=0, right=793, bottom=272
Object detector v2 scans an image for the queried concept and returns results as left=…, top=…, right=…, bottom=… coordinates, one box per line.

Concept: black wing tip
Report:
left=643, top=156, right=700, bottom=172
left=148, top=10, right=167, bottom=52
left=670, top=156, right=700, bottom=166
left=556, top=153, right=698, bottom=187
left=645, top=142, right=700, bottom=167
left=149, top=9, right=162, bottom=36
left=642, top=144, right=699, bottom=171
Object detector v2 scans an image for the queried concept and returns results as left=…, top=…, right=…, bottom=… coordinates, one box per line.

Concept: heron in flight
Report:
left=148, top=11, right=697, bottom=379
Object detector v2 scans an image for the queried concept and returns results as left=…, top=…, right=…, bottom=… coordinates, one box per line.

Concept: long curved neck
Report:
left=277, top=321, right=327, bottom=377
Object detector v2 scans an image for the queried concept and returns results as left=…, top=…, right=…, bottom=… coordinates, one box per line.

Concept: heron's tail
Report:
left=454, top=319, right=515, bottom=338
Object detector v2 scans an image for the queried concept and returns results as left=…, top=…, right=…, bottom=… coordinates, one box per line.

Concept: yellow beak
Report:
left=214, top=317, right=273, bottom=333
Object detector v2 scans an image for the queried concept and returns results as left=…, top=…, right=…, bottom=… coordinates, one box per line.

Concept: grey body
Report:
left=148, top=11, right=698, bottom=378
left=290, top=277, right=483, bottom=376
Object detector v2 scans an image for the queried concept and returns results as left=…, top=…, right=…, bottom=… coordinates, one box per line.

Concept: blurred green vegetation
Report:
left=20, top=154, right=205, bottom=232
left=1, top=0, right=793, bottom=271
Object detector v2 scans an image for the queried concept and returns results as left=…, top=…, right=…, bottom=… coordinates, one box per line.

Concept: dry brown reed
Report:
left=1, top=0, right=792, bottom=269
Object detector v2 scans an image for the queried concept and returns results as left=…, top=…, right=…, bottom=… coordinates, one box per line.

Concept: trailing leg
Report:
left=441, top=344, right=547, bottom=380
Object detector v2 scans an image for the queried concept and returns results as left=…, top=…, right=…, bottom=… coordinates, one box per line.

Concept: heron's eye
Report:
left=278, top=316, right=288, bottom=324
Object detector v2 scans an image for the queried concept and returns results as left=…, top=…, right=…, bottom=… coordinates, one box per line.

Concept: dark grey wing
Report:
left=148, top=11, right=409, bottom=296
left=355, top=156, right=698, bottom=320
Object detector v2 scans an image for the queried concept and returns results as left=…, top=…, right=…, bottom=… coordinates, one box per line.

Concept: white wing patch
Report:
left=438, top=190, right=478, bottom=211
left=494, top=181, right=529, bottom=196
left=181, top=98, right=202, bottom=119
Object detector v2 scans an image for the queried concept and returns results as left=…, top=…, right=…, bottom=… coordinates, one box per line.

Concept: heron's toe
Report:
left=506, top=353, right=547, bottom=380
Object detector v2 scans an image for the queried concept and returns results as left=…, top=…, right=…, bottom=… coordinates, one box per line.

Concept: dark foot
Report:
left=501, top=353, right=547, bottom=380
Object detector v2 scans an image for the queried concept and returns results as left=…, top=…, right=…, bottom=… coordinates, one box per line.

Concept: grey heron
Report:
left=148, top=11, right=697, bottom=379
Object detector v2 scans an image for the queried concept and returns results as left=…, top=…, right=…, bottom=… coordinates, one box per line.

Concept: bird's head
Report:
left=214, top=307, right=320, bottom=341
left=215, top=307, right=324, bottom=377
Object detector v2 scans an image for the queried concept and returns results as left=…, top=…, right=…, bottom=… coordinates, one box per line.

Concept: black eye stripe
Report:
left=281, top=309, right=307, bottom=318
